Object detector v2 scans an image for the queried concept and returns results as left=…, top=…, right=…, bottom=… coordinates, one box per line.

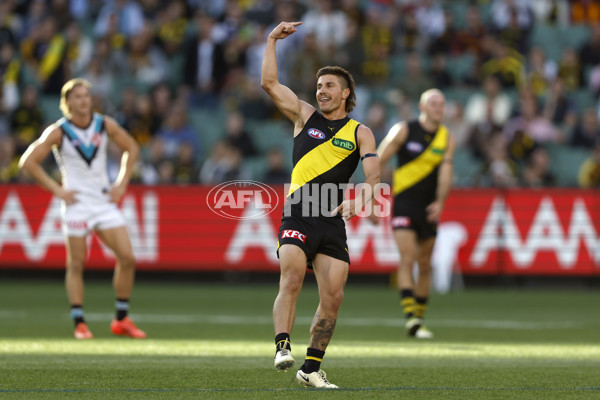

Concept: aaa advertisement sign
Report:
left=0, top=185, right=598, bottom=275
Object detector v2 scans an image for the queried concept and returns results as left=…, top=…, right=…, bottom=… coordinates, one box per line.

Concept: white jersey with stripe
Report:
left=52, top=113, right=111, bottom=205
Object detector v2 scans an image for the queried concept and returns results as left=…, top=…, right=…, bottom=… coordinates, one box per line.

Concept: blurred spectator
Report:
left=50, top=0, right=73, bottom=31
left=571, top=0, right=600, bottom=24
left=301, top=0, right=349, bottom=53
left=465, top=75, right=512, bottom=127
left=155, top=0, right=188, bottom=56
left=183, top=13, right=227, bottom=107
left=20, top=16, right=67, bottom=94
left=477, top=131, right=519, bottom=188
left=245, top=0, right=276, bottom=26
left=188, top=0, right=227, bottom=19
left=491, top=0, right=534, bottom=31
left=0, top=41, right=20, bottom=114
left=579, top=24, right=600, bottom=70
left=81, top=55, right=114, bottom=101
left=150, top=82, right=173, bottom=121
left=542, top=78, right=577, bottom=127
left=155, top=158, right=176, bottom=184
left=577, top=139, right=600, bottom=188
left=557, top=47, right=583, bottom=91
left=0, top=135, right=19, bottom=182
left=520, top=146, right=556, bottom=187
left=364, top=102, right=391, bottom=145
left=119, top=24, right=169, bottom=87
left=570, top=108, right=599, bottom=148
left=393, top=8, right=421, bottom=53
left=588, top=63, right=600, bottom=97
left=359, top=4, right=393, bottom=86
left=480, top=38, right=524, bottom=88
left=496, top=2, right=532, bottom=53
left=155, top=100, right=200, bottom=161
left=21, top=1, right=45, bottom=40
left=94, top=0, right=145, bottom=38
left=114, top=85, right=137, bottom=125
left=525, top=46, right=557, bottom=97
left=243, top=23, right=267, bottom=85
left=429, top=53, right=452, bottom=89
left=428, top=10, right=459, bottom=56
left=454, top=5, right=486, bottom=57
left=415, top=0, right=446, bottom=48
left=10, top=85, right=43, bottom=154
left=124, top=93, right=161, bottom=148
left=174, top=143, right=199, bottom=184
left=530, top=0, right=569, bottom=25
left=224, top=111, right=258, bottom=158
left=64, top=20, right=93, bottom=76
left=236, top=77, right=274, bottom=121
left=334, top=18, right=365, bottom=86
left=504, top=91, right=562, bottom=162
left=444, top=101, right=471, bottom=149
left=288, top=32, right=326, bottom=101
left=263, top=147, right=289, bottom=185
left=395, top=52, right=432, bottom=102
left=200, top=140, right=249, bottom=184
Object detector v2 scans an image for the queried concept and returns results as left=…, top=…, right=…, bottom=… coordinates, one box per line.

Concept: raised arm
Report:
left=261, top=21, right=314, bottom=135
left=426, top=133, right=455, bottom=223
left=19, top=124, right=78, bottom=204
left=104, top=116, right=139, bottom=203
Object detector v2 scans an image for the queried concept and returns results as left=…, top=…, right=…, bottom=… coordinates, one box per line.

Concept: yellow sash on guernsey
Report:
left=288, top=119, right=360, bottom=196
left=393, top=125, right=448, bottom=195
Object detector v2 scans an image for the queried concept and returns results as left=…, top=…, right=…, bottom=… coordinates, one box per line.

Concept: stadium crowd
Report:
left=0, top=0, right=599, bottom=188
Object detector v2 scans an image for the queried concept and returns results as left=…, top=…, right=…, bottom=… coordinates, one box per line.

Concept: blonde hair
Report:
left=59, top=78, right=91, bottom=117
left=419, top=88, right=444, bottom=105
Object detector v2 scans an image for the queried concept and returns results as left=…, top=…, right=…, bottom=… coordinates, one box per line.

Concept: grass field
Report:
left=0, top=277, right=599, bottom=399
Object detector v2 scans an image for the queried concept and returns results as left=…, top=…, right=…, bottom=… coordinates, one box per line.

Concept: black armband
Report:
left=361, top=153, right=378, bottom=161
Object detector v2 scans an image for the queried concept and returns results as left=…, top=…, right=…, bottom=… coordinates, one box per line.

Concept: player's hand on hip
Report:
left=268, top=21, right=302, bottom=40
left=109, top=184, right=127, bottom=203
left=56, top=188, right=78, bottom=205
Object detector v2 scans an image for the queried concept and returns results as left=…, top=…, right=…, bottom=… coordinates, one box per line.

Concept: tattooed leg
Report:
left=309, top=312, right=337, bottom=350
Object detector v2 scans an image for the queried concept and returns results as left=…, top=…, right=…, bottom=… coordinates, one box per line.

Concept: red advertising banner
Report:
left=0, top=185, right=599, bottom=275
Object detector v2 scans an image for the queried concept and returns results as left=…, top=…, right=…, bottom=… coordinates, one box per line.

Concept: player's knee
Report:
left=280, top=272, right=303, bottom=295
left=399, top=255, right=416, bottom=269
left=117, top=253, right=136, bottom=270
left=67, top=259, right=85, bottom=275
left=418, top=260, right=433, bottom=275
left=321, top=288, right=344, bottom=311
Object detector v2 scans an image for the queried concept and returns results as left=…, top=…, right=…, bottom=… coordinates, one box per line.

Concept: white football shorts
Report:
left=62, top=201, right=126, bottom=237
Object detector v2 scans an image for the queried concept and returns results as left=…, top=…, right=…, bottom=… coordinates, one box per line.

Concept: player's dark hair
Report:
left=316, top=66, right=356, bottom=114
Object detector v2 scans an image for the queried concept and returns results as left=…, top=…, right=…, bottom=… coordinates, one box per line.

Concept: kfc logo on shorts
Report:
left=392, top=216, right=411, bottom=228
left=406, top=141, right=423, bottom=153
left=67, top=221, right=88, bottom=230
left=281, top=229, right=307, bottom=243
left=307, top=128, right=326, bottom=139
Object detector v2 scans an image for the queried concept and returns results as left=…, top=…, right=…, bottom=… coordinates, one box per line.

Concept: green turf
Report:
left=0, top=279, right=599, bottom=399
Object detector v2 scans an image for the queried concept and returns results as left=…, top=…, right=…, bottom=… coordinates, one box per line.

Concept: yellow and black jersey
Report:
left=287, top=111, right=361, bottom=216
left=394, top=120, right=449, bottom=204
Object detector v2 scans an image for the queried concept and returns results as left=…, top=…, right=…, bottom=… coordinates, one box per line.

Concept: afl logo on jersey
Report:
left=307, top=128, right=326, bottom=139
left=406, top=141, right=423, bottom=153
